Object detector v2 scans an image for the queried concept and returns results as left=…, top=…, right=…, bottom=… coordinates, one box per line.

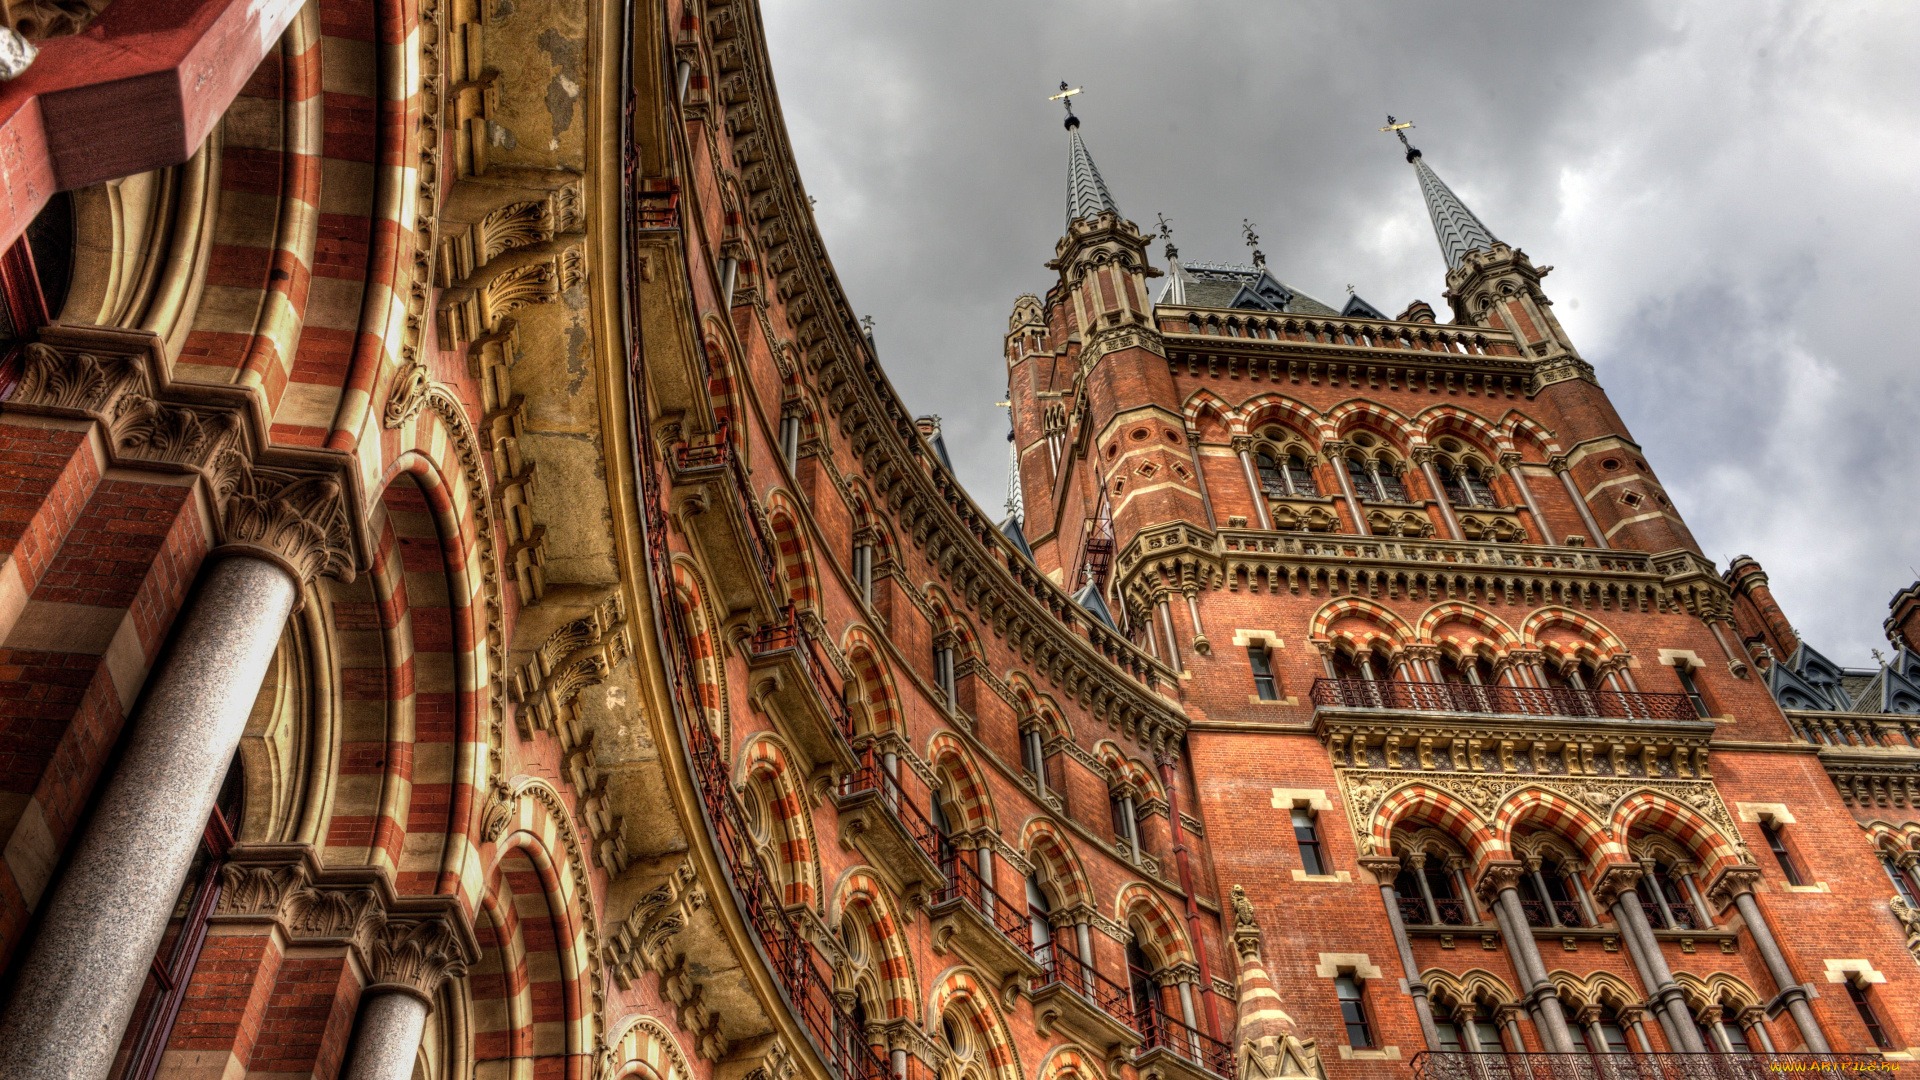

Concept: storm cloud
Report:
left=762, top=0, right=1920, bottom=664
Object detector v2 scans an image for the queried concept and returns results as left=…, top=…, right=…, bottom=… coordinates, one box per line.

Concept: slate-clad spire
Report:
left=1412, top=154, right=1499, bottom=270
left=1065, top=118, right=1121, bottom=228
left=1384, top=116, right=1498, bottom=270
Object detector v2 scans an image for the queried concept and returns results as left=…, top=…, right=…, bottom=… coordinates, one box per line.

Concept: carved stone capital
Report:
left=1474, top=860, right=1525, bottom=904
left=1546, top=454, right=1572, bottom=473
left=1357, top=854, right=1401, bottom=881
left=1704, top=866, right=1761, bottom=908
left=1230, top=435, right=1253, bottom=455
left=220, top=469, right=358, bottom=588
left=1589, top=862, right=1646, bottom=909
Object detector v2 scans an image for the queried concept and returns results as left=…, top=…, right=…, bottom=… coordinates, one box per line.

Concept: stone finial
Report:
left=1228, top=883, right=1324, bottom=1080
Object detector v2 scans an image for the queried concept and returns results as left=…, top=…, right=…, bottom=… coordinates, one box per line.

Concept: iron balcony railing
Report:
left=1030, top=945, right=1138, bottom=1032
left=1310, top=678, right=1700, bottom=721
left=1639, top=896, right=1700, bottom=931
left=933, top=854, right=1033, bottom=954
left=839, top=747, right=944, bottom=868
left=1410, top=1051, right=1888, bottom=1080
left=673, top=429, right=783, bottom=599
left=1139, top=1005, right=1236, bottom=1080
left=633, top=197, right=890, bottom=1080
left=1400, top=896, right=1474, bottom=927
left=748, top=605, right=857, bottom=741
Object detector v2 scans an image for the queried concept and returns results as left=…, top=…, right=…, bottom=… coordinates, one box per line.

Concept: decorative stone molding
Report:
left=439, top=243, right=587, bottom=346
left=511, top=592, right=633, bottom=738
left=1889, top=896, right=1920, bottom=964
left=9, top=326, right=365, bottom=589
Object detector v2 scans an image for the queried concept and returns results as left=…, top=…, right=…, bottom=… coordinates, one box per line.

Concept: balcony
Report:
left=835, top=750, right=946, bottom=909
left=669, top=438, right=783, bottom=624
left=1311, top=679, right=1701, bottom=722
left=746, top=608, right=860, bottom=780
left=928, top=855, right=1042, bottom=989
left=1410, top=1051, right=1884, bottom=1080
left=1136, top=1008, right=1235, bottom=1080
left=1030, top=948, right=1142, bottom=1060
left=1398, top=896, right=1474, bottom=928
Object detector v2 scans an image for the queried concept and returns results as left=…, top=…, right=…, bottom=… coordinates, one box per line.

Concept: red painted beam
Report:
left=0, top=0, right=303, bottom=253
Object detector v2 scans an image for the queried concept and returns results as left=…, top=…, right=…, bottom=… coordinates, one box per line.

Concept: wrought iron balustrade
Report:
left=672, top=430, right=782, bottom=597
left=933, top=854, right=1032, bottom=953
left=749, top=606, right=856, bottom=741
left=839, top=748, right=944, bottom=867
left=1031, top=946, right=1138, bottom=1031
left=1521, top=898, right=1550, bottom=928
left=1401, top=896, right=1474, bottom=927
left=1552, top=900, right=1585, bottom=928
left=1310, top=678, right=1698, bottom=721
left=1139, top=1005, right=1236, bottom=1080
left=1410, top=1051, right=1885, bottom=1080
left=633, top=187, right=891, bottom=1080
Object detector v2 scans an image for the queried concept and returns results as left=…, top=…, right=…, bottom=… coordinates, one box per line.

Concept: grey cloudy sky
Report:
left=761, top=0, right=1920, bottom=665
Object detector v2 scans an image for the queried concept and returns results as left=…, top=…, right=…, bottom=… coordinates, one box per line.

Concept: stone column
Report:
left=1481, top=862, right=1577, bottom=1052
left=0, top=557, right=301, bottom=1080
left=1183, top=589, right=1209, bottom=655
left=1527, top=858, right=1562, bottom=928
left=1233, top=437, right=1272, bottom=530
left=1680, top=868, right=1713, bottom=929
left=1414, top=449, right=1465, bottom=541
left=1362, top=855, right=1442, bottom=1050
left=1496, top=1005, right=1528, bottom=1053
left=342, top=916, right=469, bottom=1080
left=1156, top=593, right=1182, bottom=670
left=1324, top=442, right=1368, bottom=534
left=1186, top=432, right=1217, bottom=530
left=1549, top=455, right=1610, bottom=549
left=1738, top=1006, right=1777, bottom=1053
left=1597, top=867, right=1703, bottom=1052
left=1075, top=918, right=1094, bottom=968
left=1714, top=870, right=1830, bottom=1052
left=1449, top=857, right=1482, bottom=924
left=1577, top=1004, right=1606, bottom=1053
left=1619, top=1006, right=1656, bottom=1054
left=1407, top=853, right=1439, bottom=924
left=1502, top=453, right=1551, bottom=543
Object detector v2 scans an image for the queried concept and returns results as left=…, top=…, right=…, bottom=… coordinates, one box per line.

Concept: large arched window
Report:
left=1348, top=454, right=1408, bottom=503
left=1256, top=446, right=1319, bottom=498
left=1126, top=939, right=1160, bottom=1034
left=1440, top=461, right=1495, bottom=508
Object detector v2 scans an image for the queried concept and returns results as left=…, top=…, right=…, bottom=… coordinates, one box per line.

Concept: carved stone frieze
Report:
left=210, top=845, right=477, bottom=997
left=1332, top=768, right=1752, bottom=873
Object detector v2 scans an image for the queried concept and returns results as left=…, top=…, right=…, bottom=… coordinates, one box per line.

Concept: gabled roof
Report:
left=999, top=515, right=1035, bottom=563
left=1073, top=582, right=1116, bottom=629
left=1165, top=262, right=1341, bottom=316
left=1341, top=293, right=1386, bottom=320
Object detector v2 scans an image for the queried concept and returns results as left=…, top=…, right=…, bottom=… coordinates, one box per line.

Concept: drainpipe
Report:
left=1156, top=749, right=1221, bottom=1040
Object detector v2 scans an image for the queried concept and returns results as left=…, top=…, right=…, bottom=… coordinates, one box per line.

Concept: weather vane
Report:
left=1242, top=219, right=1265, bottom=268
left=1381, top=114, right=1419, bottom=158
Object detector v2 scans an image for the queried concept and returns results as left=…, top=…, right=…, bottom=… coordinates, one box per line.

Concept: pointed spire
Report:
left=1384, top=115, right=1499, bottom=270
left=1057, top=82, right=1121, bottom=228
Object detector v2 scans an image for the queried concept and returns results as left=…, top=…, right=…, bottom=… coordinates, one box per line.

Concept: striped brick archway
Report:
left=927, top=732, right=997, bottom=833
left=1370, top=783, right=1502, bottom=869
left=1113, top=882, right=1192, bottom=969
left=843, top=627, right=903, bottom=736
left=1020, top=818, right=1092, bottom=910
left=928, top=968, right=1022, bottom=1080
left=737, top=733, right=820, bottom=909
left=606, top=1014, right=695, bottom=1080
left=1489, top=787, right=1625, bottom=877
left=1613, top=790, right=1747, bottom=885
left=831, top=870, right=921, bottom=1021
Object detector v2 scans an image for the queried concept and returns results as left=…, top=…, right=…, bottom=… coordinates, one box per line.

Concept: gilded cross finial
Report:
left=1050, top=81, right=1083, bottom=128
left=1382, top=114, right=1420, bottom=160
left=1874, top=648, right=1887, bottom=666
left=1242, top=218, right=1265, bottom=268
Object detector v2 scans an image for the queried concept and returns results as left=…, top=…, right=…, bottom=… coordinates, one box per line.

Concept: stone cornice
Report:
left=700, top=0, right=1188, bottom=753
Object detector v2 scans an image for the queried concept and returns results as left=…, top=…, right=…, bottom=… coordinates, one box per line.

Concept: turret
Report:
left=1391, top=120, right=1702, bottom=559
